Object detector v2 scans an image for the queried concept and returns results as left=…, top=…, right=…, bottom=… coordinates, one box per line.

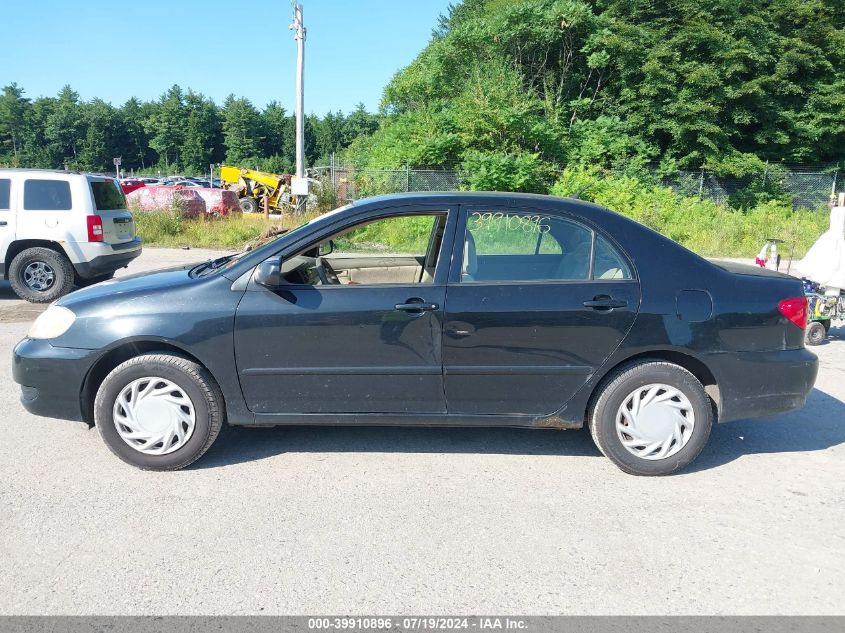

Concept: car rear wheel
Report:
left=805, top=321, right=826, bottom=346
left=588, top=361, right=713, bottom=476
left=94, top=353, right=225, bottom=470
left=9, top=247, right=75, bottom=303
left=239, top=197, right=259, bottom=213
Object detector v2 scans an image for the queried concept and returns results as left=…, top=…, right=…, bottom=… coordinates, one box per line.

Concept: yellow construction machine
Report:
left=220, top=165, right=294, bottom=213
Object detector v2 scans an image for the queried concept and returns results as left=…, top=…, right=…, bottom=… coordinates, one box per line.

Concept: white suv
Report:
left=0, top=169, right=142, bottom=302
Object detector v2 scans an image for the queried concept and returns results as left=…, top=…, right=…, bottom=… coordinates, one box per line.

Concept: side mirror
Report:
left=254, top=259, right=282, bottom=288
left=319, top=239, right=335, bottom=257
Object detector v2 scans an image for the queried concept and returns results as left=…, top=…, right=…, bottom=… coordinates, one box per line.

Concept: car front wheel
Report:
left=588, top=361, right=713, bottom=476
left=94, top=353, right=225, bottom=470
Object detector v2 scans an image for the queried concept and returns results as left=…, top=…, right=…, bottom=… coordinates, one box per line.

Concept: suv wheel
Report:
left=588, top=361, right=713, bottom=476
left=9, top=247, right=76, bottom=303
left=94, top=353, right=225, bottom=470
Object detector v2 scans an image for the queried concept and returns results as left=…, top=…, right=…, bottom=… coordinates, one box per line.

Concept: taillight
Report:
left=778, top=297, right=808, bottom=330
left=87, top=215, right=104, bottom=242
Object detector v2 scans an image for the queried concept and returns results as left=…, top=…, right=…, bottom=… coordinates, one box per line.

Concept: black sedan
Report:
left=13, top=193, right=818, bottom=475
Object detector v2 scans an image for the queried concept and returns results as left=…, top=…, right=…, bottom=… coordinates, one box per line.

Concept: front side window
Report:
left=91, top=180, right=127, bottom=210
left=462, top=211, right=593, bottom=282
left=282, top=213, right=446, bottom=286
left=23, top=179, right=72, bottom=211
left=0, top=179, right=10, bottom=210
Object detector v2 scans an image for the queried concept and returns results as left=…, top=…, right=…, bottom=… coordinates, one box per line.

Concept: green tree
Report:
left=78, top=99, right=122, bottom=171
left=120, top=97, right=152, bottom=169
left=181, top=91, right=221, bottom=174
left=145, top=85, right=186, bottom=168
left=0, top=83, right=30, bottom=165
left=44, top=85, right=84, bottom=167
left=222, top=95, right=263, bottom=164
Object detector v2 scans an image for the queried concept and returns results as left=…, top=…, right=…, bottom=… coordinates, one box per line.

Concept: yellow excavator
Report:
left=220, top=165, right=294, bottom=213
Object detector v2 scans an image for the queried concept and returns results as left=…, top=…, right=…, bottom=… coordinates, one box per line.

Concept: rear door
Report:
left=0, top=177, right=14, bottom=271
left=88, top=177, right=135, bottom=244
left=442, top=205, right=641, bottom=416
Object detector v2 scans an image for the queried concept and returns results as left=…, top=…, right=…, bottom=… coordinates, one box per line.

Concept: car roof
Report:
left=351, top=191, right=611, bottom=215
left=0, top=167, right=86, bottom=175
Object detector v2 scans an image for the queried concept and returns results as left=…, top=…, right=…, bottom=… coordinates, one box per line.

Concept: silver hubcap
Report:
left=113, top=377, right=196, bottom=455
left=23, top=261, right=55, bottom=291
left=616, top=383, right=695, bottom=460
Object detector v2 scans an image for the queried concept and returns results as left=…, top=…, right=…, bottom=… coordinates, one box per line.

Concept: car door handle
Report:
left=583, top=296, right=628, bottom=310
left=0, top=221, right=7, bottom=227
left=395, top=300, right=439, bottom=312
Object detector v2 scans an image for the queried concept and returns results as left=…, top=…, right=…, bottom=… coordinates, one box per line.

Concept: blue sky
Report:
left=0, top=0, right=452, bottom=114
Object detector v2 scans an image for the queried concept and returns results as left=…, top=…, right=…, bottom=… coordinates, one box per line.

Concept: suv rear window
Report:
left=24, top=179, right=72, bottom=210
left=0, top=179, right=10, bottom=210
left=91, top=180, right=127, bottom=210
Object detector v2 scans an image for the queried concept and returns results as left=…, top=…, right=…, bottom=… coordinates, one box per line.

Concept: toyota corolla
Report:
left=13, top=193, right=818, bottom=474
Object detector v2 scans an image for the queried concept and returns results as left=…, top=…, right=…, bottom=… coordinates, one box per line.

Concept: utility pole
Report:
left=290, top=1, right=309, bottom=211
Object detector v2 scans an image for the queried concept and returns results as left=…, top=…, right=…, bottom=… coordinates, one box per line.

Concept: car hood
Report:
left=57, top=265, right=197, bottom=309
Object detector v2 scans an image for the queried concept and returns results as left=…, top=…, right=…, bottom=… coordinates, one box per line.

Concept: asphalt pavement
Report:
left=0, top=248, right=842, bottom=615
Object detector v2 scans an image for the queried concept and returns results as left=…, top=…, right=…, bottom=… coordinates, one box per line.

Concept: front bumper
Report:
left=13, top=338, right=99, bottom=423
left=72, top=238, right=142, bottom=279
left=706, top=348, right=818, bottom=423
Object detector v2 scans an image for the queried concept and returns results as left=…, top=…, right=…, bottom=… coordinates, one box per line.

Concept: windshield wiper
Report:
left=193, top=253, right=240, bottom=277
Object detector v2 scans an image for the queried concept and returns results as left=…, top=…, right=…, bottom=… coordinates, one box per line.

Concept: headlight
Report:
left=28, top=306, right=76, bottom=340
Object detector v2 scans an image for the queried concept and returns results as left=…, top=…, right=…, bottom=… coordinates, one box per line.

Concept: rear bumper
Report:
left=706, top=348, right=818, bottom=423
left=72, top=238, right=142, bottom=279
left=12, top=338, right=98, bottom=423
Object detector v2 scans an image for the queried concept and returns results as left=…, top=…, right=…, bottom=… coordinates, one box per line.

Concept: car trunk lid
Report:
left=88, top=178, right=136, bottom=245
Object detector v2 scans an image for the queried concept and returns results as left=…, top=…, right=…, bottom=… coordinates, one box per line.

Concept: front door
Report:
left=235, top=209, right=454, bottom=415
left=0, top=177, right=15, bottom=276
left=443, top=206, right=641, bottom=416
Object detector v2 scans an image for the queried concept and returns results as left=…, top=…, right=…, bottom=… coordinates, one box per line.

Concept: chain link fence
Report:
left=312, top=163, right=839, bottom=210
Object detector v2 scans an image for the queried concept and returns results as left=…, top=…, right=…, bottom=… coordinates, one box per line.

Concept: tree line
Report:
left=346, top=0, right=845, bottom=189
left=0, top=83, right=379, bottom=175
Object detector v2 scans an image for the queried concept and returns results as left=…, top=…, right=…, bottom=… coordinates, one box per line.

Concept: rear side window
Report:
left=462, top=211, right=593, bottom=282
left=593, top=236, right=632, bottom=280
left=0, top=179, right=10, bottom=210
left=23, top=179, right=72, bottom=211
left=91, top=180, right=127, bottom=210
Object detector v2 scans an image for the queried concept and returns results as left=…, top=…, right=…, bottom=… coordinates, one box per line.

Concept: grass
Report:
left=133, top=211, right=317, bottom=250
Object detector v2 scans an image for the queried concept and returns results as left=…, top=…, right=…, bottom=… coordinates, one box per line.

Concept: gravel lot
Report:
left=0, top=248, right=843, bottom=615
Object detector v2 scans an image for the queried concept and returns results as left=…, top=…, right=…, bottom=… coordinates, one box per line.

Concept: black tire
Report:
left=9, top=246, right=76, bottom=303
left=239, top=197, right=259, bottom=213
left=805, top=321, right=826, bottom=346
left=75, top=272, right=115, bottom=288
left=588, top=361, right=713, bottom=476
left=94, top=353, right=225, bottom=470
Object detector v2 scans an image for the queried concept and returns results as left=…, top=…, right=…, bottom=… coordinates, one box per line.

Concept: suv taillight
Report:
left=778, top=297, right=808, bottom=330
left=87, top=215, right=104, bottom=242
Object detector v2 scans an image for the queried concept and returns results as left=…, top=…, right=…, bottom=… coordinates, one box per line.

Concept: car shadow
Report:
left=195, top=387, right=845, bottom=473
left=0, top=280, right=19, bottom=300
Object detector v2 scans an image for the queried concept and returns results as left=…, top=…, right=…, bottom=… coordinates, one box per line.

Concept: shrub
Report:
left=459, top=150, right=556, bottom=193
left=550, top=168, right=828, bottom=257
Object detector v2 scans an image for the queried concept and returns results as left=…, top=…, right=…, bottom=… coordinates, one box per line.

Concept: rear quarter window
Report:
left=91, top=180, right=127, bottom=210
left=0, top=179, right=10, bottom=210
left=23, top=179, right=72, bottom=211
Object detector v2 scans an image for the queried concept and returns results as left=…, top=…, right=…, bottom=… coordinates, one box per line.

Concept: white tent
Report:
left=796, top=204, right=845, bottom=291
